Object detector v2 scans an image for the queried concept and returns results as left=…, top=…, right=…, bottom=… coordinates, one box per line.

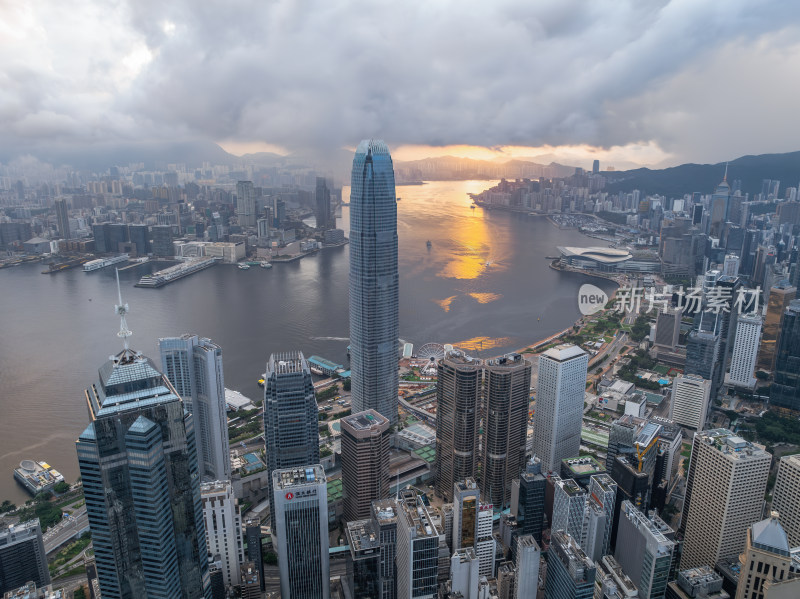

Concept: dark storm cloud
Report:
left=2, top=0, right=799, bottom=161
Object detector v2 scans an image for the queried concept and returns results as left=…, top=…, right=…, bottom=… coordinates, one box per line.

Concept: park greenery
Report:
left=616, top=350, right=663, bottom=390
left=629, top=314, right=651, bottom=342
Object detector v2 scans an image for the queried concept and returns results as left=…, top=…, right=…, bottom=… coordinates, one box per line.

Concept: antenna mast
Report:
left=114, top=268, right=132, bottom=350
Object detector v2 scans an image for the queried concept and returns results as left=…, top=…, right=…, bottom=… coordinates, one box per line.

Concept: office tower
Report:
left=372, top=499, right=399, bottom=599
left=128, top=224, right=150, bottom=256
left=654, top=307, right=682, bottom=350
left=511, top=456, right=547, bottom=543
left=345, top=519, right=381, bottom=599
left=770, top=300, right=800, bottom=411
left=713, top=275, right=742, bottom=378
left=514, top=535, right=540, bottom=599
left=92, top=223, right=109, bottom=253
left=552, top=477, right=587, bottom=544
left=449, top=549, right=480, bottom=599
left=723, top=254, right=740, bottom=277
left=615, top=501, right=675, bottom=599
left=272, top=465, right=329, bottom=599
left=481, top=353, right=532, bottom=508
left=710, top=174, right=731, bottom=239
left=77, top=314, right=210, bottom=597
left=685, top=327, right=719, bottom=380
left=533, top=344, right=589, bottom=473
left=435, top=353, right=481, bottom=501
left=670, top=375, right=712, bottom=431
left=653, top=417, right=682, bottom=488
left=772, top=454, right=800, bottom=547
left=236, top=181, right=256, bottom=227
left=593, top=160, right=600, bottom=174
left=262, top=352, right=319, bottom=531
left=341, top=409, right=390, bottom=522
left=151, top=224, right=174, bottom=257
left=395, top=489, right=440, bottom=599
left=315, top=177, right=332, bottom=230
left=201, top=481, right=243, bottom=588
left=595, top=555, right=639, bottom=599
left=583, top=474, right=617, bottom=563
left=757, top=282, right=796, bottom=372
left=54, top=198, right=70, bottom=239
left=725, top=314, right=762, bottom=389
left=679, top=429, right=771, bottom=569
left=475, top=503, right=495, bottom=578
left=243, top=519, right=265, bottom=592
left=545, top=530, right=596, bottom=599
left=159, top=335, right=231, bottom=482
left=239, top=562, right=262, bottom=599
left=349, top=139, right=400, bottom=424
left=0, top=521, right=50, bottom=595
left=666, top=566, right=730, bottom=599
left=452, top=480, right=495, bottom=578
left=606, top=416, right=661, bottom=474
left=210, top=564, right=226, bottom=597
left=734, top=514, right=800, bottom=599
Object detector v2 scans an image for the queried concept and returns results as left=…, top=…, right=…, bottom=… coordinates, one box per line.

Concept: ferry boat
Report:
left=426, top=240, right=432, bottom=249
left=260, top=261, right=273, bottom=269
left=238, top=263, right=251, bottom=270
left=84, top=253, right=129, bottom=272
left=136, top=257, right=218, bottom=288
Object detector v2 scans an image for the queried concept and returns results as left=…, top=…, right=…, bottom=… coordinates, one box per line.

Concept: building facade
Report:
left=670, top=375, right=712, bottom=431
left=726, top=314, right=762, bottom=389
left=772, top=454, right=800, bottom=547
left=511, top=456, right=547, bottom=544
left=0, top=520, right=50, bottom=595
left=236, top=181, right=256, bottom=228
left=770, top=300, right=800, bottom=412
left=349, top=139, right=400, bottom=423
left=757, top=283, right=796, bottom=372
left=545, top=530, right=596, bottom=599
left=201, top=481, right=243, bottom=588
left=396, top=490, right=440, bottom=599
left=734, top=515, right=800, bottom=599
left=341, top=410, right=390, bottom=522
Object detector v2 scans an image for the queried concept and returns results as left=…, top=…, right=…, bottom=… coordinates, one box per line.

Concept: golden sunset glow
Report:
left=451, top=336, right=513, bottom=352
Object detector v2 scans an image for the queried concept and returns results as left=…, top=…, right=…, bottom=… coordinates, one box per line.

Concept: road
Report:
left=44, top=508, right=89, bottom=554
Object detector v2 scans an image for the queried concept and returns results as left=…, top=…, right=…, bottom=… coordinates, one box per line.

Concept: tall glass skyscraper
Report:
left=349, top=139, right=400, bottom=423
left=76, top=348, right=211, bottom=599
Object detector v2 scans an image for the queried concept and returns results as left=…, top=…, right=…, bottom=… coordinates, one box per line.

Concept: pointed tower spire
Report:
left=114, top=268, right=133, bottom=350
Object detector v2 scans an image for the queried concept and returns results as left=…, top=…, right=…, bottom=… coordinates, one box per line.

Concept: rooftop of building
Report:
left=676, top=565, right=727, bottom=598
left=542, top=343, right=586, bottom=362
left=266, top=351, right=309, bottom=376
left=346, top=519, right=381, bottom=554
left=550, top=530, right=595, bottom=581
left=397, top=423, right=436, bottom=443
left=397, top=489, right=439, bottom=539
left=620, top=501, right=675, bottom=553
left=597, top=555, right=638, bottom=597
left=307, top=355, right=343, bottom=370
left=556, top=477, right=586, bottom=497
left=557, top=246, right=633, bottom=263
left=272, top=465, right=326, bottom=490
left=561, top=456, right=605, bottom=476
left=696, top=428, right=770, bottom=461
left=372, top=499, right=399, bottom=525
left=0, top=519, right=41, bottom=543
left=751, top=513, right=791, bottom=556
left=341, top=409, right=389, bottom=432
left=453, top=547, right=478, bottom=563
left=200, top=480, right=233, bottom=496
left=484, top=352, right=529, bottom=368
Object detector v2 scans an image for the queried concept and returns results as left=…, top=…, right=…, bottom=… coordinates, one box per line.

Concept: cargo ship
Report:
left=41, top=256, right=89, bottom=274
left=14, top=460, right=65, bottom=495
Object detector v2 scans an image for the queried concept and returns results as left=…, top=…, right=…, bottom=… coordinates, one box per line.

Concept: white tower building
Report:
left=725, top=314, right=762, bottom=389
left=201, top=480, right=244, bottom=587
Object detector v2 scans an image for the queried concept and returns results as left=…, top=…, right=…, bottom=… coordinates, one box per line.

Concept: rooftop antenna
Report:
left=114, top=268, right=132, bottom=350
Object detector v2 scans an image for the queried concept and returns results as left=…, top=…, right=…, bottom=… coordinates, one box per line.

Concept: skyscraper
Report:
left=341, top=409, right=391, bottom=522
left=514, top=535, right=541, bottom=599
left=451, top=479, right=495, bottom=577
left=0, top=520, right=50, bottom=595
left=533, top=344, right=589, bottom=473
left=769, top=299, right=800, bottom=411
left=201, top=480, right=244, bottom=588
left=372, top=498, right=399, bottom=599
left=734, top=514, right=800, bottom=599
left=435, top=353, right=481, bottom=501
left=511, top=456, right=547, bottom=543
left=670, top=375, right=712, bottom=431
left=725, top=314, right=762, bottom=389
left=545, top=530, right=596, bottom=599
left=54, top=198, right=70, bottom=239
left=345, top=519, right=381, bottom=599
left=395, top=489, right=441, bottom=599
left=76, top=289, right=210, bottom=598
left=771, top=454, right=800, bottom=547
left=262, top=352, right=319, bottom=531
left=551, top=477, right=587, bottom=543
left=614, top=501, right=675, bottom=599
left=315, top=177, right=332, bottom=230
left=685, top=329, right=720, bottom=396
left=679, top=429, right=771, bottom=570
left=757, top=282, right=796, bottom=372
left=481, top=353, right=532, bottom=508
left=272, top=465, right=330, bottom=599
left=236, top=181, right=256, bottom=227
left=159, top=334, right=231, bottom=482
left=349, top=139, right=400, bottom=423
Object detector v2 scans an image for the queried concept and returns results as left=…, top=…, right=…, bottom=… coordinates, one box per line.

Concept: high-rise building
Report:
left=593, top=160, right=600, bottom=174
left=159, top=335, right=231, bottom=482
left=341, top=409, right=390, bottom=522
left=770, top=299, right=800, bottom=412
left=723, top=254, right=740, bottom=277
left=128, top=224, right=150, bottom=256
left=679, top=429, right=771, bottom=570
left=345, top=519, right=381, bottom=599
left=545, top=530, right=596, bottom=599
left=594, top=555, right=639, bottom=599
left=670, top=375, right=712, bottom=431
left=533, top=344, right=589, bottom=473
left=372, top=498, right=399, bottom=599
left=757, top=282, right=796, bottom=372
left=475, top=502, right=495, bottom=579
left=243, top=518, right=264, bottom=592
left=201, top=481, right=244, bottom=588
left=272, top=465, right=330, bottom=599
left=734, top=514, right=800, bottom=599
left=514, top=535, right=540, bottom=599
left=583, top=474, right=617, bottom=563
left=315, top=177, right=332, bottom=230
left=435, top=353, right=480, bottom=501
left=511, top=456, right=547, bottom=543
left=0, top=520, right=50, bottom=595
left=54, top=198, right=70, bottom=239
left=452, top=480, right=495, bottom=578
left=262, top=352, right=319, bottom=531
left=615, top=501, right=675, bottom=599
left=551, top=477, right=587, bottom=544
left=151, top=225, right=174, bottom=257
left=710, top=175, right=731, bottom=239
left=654, top=307, right=682, bottom=350
left=685, top=329, right=720, bottom=397
left=481, top=353, right=532, bottom=508
left=772, top=454, right=800, bottom=547
left=653, top=417, right=683, bottom=489
left=449, top=548, right=480, bottom=599
left=236, top=181, right=256, bottom=227
left=395, top=489, right=441, bottom=599
left=77, top=339, right=210, bottom=595
left=349, top=139, right=400, bottom=423
left=239, top=562, right=262, bottom=599
left=725, top=314, right=762, bottom=389
left=666, top=566, right=730, bottom=599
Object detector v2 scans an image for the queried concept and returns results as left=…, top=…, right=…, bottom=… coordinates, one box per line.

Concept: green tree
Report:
left=53, top=481, right=70, bottom=494
left=342, top=378, right=351, bottom=391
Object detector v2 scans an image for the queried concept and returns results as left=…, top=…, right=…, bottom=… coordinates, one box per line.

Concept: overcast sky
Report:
left=2, top=0, right=799, bottom=168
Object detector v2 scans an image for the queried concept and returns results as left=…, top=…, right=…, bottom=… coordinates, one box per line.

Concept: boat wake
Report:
left=310, top=336, right=350, bottom=341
